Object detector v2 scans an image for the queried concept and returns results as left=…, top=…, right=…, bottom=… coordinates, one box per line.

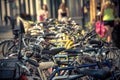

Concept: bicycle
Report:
left=0, top=20, right=40, bottom=80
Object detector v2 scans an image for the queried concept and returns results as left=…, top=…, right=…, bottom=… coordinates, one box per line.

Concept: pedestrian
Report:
left=100, top=0, right=115, bottom=42
left=112, top=18, right=120, bottom=48
left=39, top=4, right=49, bottom=22
left=58, top=3, right=69, bottom=21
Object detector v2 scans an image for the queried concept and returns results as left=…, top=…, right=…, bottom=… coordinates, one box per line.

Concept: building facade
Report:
left=0, top=0, right=85, bottom=25
left=0, top=0, right=119, bottom=25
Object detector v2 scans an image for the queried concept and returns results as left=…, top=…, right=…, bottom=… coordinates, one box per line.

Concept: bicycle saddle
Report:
left=43, top=33, right=56, bottom=39
left=42, top=47, right=66, bottom=55
left=89, top=40, right=103, bottom=46
left=64, top=48, right=83, bottom=53
left=89, top=40, right=104, bottom=48
left=79, top=69, right=111, bottom=80
left=44, top=33, right=56, bottom=36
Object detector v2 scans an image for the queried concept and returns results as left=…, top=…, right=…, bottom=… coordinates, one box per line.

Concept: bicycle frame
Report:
left=47, top=60, right=112, bottom=80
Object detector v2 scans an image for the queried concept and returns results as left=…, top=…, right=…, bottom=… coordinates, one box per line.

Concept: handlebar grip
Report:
left=27, top=59, right=39, bottom=67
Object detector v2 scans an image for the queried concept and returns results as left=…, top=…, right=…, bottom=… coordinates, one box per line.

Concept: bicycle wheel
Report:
left=0, top=40, right=8, bottom=58
left=0, top=40, right=6, bottom=53
left=1, top=39, right=17, bottom=57
left=105, top=71, right=120, bottom=80
left=105, top=48, right=120, bottom=69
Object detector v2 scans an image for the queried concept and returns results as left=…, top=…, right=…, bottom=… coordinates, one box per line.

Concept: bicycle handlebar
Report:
left=27, top=59, right=39, bottom=67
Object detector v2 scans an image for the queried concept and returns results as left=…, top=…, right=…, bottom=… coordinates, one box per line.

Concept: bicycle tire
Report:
left=105, top=71, right=120, bottom=80
left=105, top=48, right=120, bottom=69
left=1, top=39, right=15, bottom=57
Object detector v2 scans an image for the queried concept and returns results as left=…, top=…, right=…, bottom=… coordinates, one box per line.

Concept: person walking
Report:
left=58, top=3, right=69, bottom=21
left=100, top=0, right=115, bottom=42
left=39, top=4, right=49, bottom=22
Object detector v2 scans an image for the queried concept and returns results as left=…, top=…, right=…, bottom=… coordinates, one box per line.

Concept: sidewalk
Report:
left=0, top=25, right=13, bottom=40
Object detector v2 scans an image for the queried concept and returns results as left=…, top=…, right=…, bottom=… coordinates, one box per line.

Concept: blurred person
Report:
left=112, top=18, right=120, bottom=48
left=39, top=4, right=49, bottom=22
left=100, top=0, right=115, bottom=42
left=58, top=3, right=69, bottom=21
